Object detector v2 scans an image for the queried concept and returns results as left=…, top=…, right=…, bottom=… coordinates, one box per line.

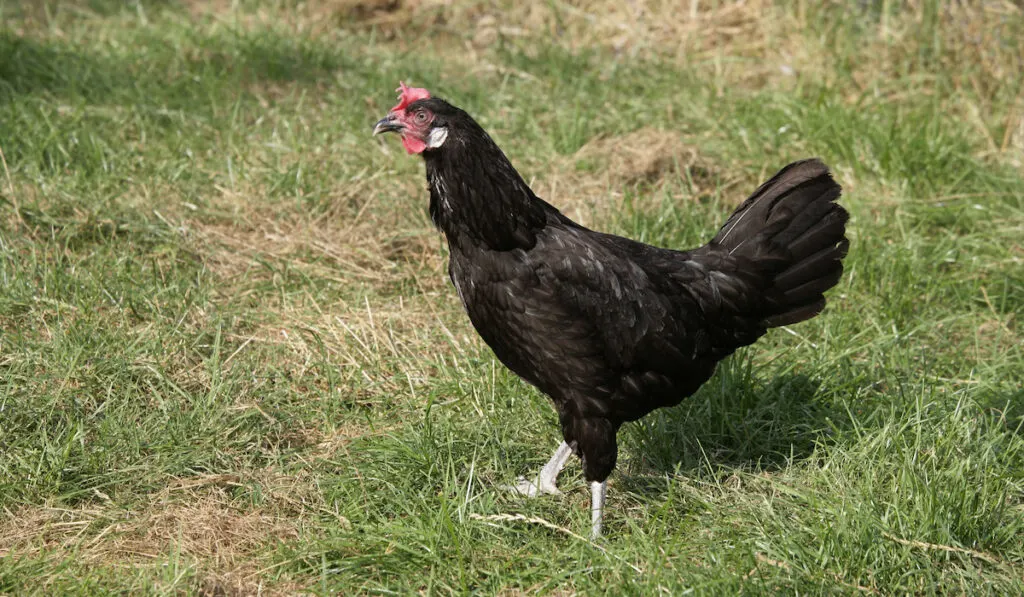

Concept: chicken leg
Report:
left=508, top=441, right=572, bottom=496
left=591, top=480, right=606, bottom=539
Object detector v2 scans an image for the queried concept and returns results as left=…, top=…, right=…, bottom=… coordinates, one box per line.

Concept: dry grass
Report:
left=543, top=128, right=743, bottom=223
left=0, top=472, right=312, bottom=595
left=179, top=0, right=1024, bottom=169
left=194, top=207, right=439, bottom=291
left=174, top=0, right=1024, bottom=179
left=186, top=156, right=442, bottom=289
left=205, top=1, right=1022, bottom=101
left=223, top=294, right=469, bottom=392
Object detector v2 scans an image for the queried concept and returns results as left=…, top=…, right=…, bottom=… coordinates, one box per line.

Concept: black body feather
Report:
left=412, top=99, right=849, bottom=483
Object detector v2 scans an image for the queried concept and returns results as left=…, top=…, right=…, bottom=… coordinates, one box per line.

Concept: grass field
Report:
left=1, top=0, right=1023, bottom=594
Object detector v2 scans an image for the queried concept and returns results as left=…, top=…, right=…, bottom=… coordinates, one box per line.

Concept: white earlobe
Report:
left=427, top=127, right=449, bottom=149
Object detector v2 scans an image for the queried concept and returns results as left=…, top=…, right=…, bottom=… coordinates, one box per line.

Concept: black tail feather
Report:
left=773, top=239, right=848, bottom=291
left=711, top=159, right=849, bottom=328
left=785, top=208, right=848, bottom=259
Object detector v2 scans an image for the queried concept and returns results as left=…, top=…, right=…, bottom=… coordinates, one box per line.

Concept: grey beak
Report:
left=373, top=115, right=403, bottom=136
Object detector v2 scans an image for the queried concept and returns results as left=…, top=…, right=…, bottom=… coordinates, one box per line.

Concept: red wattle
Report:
left=402, top=135, right=426, bottom=154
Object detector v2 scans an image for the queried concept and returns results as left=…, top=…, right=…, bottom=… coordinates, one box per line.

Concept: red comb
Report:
left=391, top=81, right=431, bottom=112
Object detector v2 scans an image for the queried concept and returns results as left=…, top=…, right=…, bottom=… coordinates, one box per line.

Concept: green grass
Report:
left=1, top=0, right=1022, bottom=594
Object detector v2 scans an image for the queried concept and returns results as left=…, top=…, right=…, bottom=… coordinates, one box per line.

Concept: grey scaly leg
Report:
left=508, top=441, right=573, bottom=496
left=590, top=480, right=606, bottom=539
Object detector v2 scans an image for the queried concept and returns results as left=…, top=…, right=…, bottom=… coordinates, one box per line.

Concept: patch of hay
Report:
left=0, top=474, right=312, bottom=595
left=537, top=127, right=736, bottom=224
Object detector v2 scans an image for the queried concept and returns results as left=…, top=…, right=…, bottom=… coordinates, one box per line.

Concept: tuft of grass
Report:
left=1, top=1, right=1022, bottom=594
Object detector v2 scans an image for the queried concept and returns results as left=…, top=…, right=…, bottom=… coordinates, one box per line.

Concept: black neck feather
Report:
left=423, top=126, right=547, bottom=251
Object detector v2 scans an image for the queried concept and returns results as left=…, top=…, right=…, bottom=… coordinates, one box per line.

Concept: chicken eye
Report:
left=414, top=110, right=429, bottom=124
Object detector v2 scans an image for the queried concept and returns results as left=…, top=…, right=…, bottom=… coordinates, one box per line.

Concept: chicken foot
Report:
left=508, top=441, right=573, bottom=497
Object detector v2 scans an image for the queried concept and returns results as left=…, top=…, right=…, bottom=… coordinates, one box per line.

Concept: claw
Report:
left=507, top=475, right=562, bottom=497
left=505, top=441, right=573, bottom=498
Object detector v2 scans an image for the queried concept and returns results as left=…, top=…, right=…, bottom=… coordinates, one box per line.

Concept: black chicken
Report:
left=374, top=83, right=849, bottom=538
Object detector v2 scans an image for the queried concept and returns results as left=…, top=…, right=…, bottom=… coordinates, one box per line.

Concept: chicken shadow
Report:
left=615, top=360, right=852, bottom=496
